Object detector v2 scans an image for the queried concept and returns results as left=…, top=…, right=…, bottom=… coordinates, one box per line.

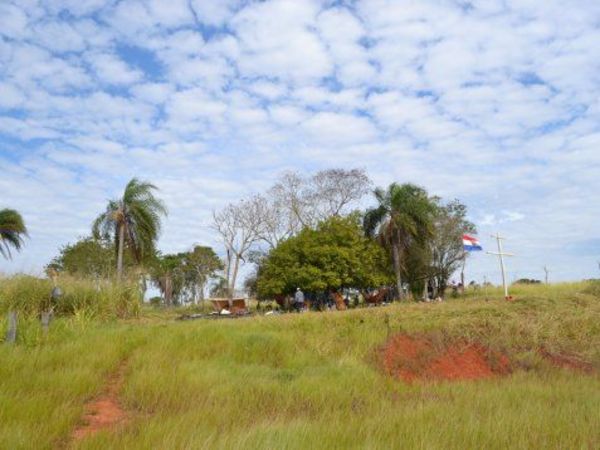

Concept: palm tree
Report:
left=93, top=178, right=167, bottom=280
left=363, top=183, right=435, bottom=300
left=0, top=209, right=28, bottom=259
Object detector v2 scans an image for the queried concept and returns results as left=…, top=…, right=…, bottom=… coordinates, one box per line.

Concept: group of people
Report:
left=291, top=288, right=355, bottom=311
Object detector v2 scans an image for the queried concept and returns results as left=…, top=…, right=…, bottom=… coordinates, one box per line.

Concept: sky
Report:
left=1, top=0, right=600, bottom=284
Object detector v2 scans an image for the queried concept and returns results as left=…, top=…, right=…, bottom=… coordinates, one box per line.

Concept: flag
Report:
left=463, top=234, right=482, bottom=251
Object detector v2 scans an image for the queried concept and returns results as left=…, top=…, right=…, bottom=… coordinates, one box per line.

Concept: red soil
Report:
left=71, top=363, right=129, bottom=440
left=382, top=334, right=511, bottom=382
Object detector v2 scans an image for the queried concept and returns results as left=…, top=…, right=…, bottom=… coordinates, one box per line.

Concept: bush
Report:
left=583, top=279, right=600, bottom=298
left=0, top=275, right=141, bottom=319
left=149, top=296, right=163, bottom=307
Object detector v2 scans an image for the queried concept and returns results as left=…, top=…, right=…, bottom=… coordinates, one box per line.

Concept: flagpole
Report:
left=460, top=251, right=466, bottom=294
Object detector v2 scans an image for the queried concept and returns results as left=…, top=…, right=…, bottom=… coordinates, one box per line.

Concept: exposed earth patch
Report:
left=71, top=362, right=129, bottom=441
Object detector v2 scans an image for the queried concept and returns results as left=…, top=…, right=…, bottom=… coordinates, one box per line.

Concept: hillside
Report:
left=1, top=283, right=599, bottom=449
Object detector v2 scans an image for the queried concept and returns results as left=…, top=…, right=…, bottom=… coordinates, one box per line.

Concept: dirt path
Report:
left=71, top=361, right=130, bottom=442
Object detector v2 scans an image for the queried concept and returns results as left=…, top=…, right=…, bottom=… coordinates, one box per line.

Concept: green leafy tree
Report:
left=150, top=253, right=186, bottom=306
left=182, top=246, right=223, bottom=305
left=257, top=215, right=392, bottom=298
left=150, top=246, right=222, bottom=307
left=0, top=209, right=28, bottom=259
left=363, top=183, right=436, bottom=299
left=47, top=236, right=116, bottom=278
left=210, top=276, right=229, bottom=298
left=429, top=199, right=476, bottom=297
left=92, top=178, right=167, bottom=280
left=402, top=238, right=432, bottom=299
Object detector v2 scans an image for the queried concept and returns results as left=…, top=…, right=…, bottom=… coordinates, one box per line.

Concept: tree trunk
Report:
left=392, top=242, right=403, bottom=300
left=199, top=281, right=205, bottom=312
left=165, top=275, right=172, bottom=306
left=229, top=255, right=240, bottom=308
left=117, top=223, right=125, bottom=281
left=224, top=248, right=231, bottom=293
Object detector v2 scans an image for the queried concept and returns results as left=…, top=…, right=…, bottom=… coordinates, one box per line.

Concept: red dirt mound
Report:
left=381, top=334, right=511, bottom=382
left=72, top=363, right=129, bottom=440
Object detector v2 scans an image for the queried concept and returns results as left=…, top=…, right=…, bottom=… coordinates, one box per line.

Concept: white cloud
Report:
left=0, top=2, right=29, bottom=40
left=316, top=7, right=375, bottom=86
left=189, top=0, right=239, bottom=26
left=301, top=111, right=377, bottom=146
left=131, top=82, right=174, bottom=104
left=232, top=0, right=332, bottom=83
left=32, top=21, right=87, bottom=53
left=0, top=82, right=25, bottom=109
left=88, top=52, right=143, bottom=85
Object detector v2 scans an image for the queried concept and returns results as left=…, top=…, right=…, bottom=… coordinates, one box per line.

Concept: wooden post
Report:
left=483, top=276, right=489, bottom=302
left=6, top=311, right=17, bottom=344
left=41, top=311, right=52, bottom=336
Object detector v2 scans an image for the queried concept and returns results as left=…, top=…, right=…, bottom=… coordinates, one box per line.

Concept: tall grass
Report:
left=0, top=275, right=141, bottom=320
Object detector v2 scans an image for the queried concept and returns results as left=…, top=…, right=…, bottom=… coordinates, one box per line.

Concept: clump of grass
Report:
left=0, top=275, right=141, bottom=320
left=583, top=279, right=600, bottom=298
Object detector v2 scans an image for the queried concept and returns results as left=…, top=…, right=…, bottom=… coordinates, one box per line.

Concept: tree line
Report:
left=2, top=169, right=475, bottom=305
left=213, top=169, right=475, bottom=301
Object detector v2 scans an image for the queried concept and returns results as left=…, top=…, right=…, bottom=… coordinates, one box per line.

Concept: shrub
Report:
left=583, top=279, right=600, bottom=298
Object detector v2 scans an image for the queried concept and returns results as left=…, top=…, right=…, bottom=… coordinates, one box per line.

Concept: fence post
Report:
left=41, top=310, right=52, bottom=336
left=6, top=310, right=17, bottom=344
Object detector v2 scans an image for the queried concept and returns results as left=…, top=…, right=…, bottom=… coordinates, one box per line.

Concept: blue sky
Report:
left=1, top=0, right=599, bottom=283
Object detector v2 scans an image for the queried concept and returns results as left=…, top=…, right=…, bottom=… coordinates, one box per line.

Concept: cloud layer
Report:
left=2, top=0, right=600, bottom=283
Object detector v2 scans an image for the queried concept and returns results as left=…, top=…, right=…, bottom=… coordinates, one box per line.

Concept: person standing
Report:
left=294, top=287, right=305, bottom=312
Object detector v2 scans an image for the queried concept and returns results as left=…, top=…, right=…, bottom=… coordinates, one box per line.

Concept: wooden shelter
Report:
left=210, top=298, right=247, bottom=314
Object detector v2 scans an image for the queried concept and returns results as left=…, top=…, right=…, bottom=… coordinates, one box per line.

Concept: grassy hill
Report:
left=1, top=282, right=599, bottom=449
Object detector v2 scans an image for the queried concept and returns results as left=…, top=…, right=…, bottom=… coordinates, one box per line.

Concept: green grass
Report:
left=1, top=283, right=599, bottom=449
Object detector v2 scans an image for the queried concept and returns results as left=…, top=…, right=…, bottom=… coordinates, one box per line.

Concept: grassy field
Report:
left=1, top=283, right=599, bottom=449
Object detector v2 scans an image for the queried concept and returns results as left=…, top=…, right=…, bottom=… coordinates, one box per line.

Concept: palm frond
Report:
left=0, top=208, right=28, bottom=259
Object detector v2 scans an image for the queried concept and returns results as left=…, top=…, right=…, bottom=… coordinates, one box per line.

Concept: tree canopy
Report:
left=364, top=183, right=437, bottom=299
left=429, top=198, right=477, bottom=296
left=0, top=208, right=28, bottom=259
left=150, top=246, right=222, bottom=305
left=257, top=215, right=392, bottom=298
left=92, top=178, right=167, bottom=279
left=47, top=236, right=115, bottom=277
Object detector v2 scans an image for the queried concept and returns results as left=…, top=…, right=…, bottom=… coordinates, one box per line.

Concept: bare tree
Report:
left=253, top=192, right=300, bottom=250
left=270, top=172, right=312, bottom=229
left=270, top=168, right=371, bottom=230
left=212, top=196, right=265, bottom=299
left=543, top=265, right=550, bottom=284
left=310, top=168, right=371, bottom=218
